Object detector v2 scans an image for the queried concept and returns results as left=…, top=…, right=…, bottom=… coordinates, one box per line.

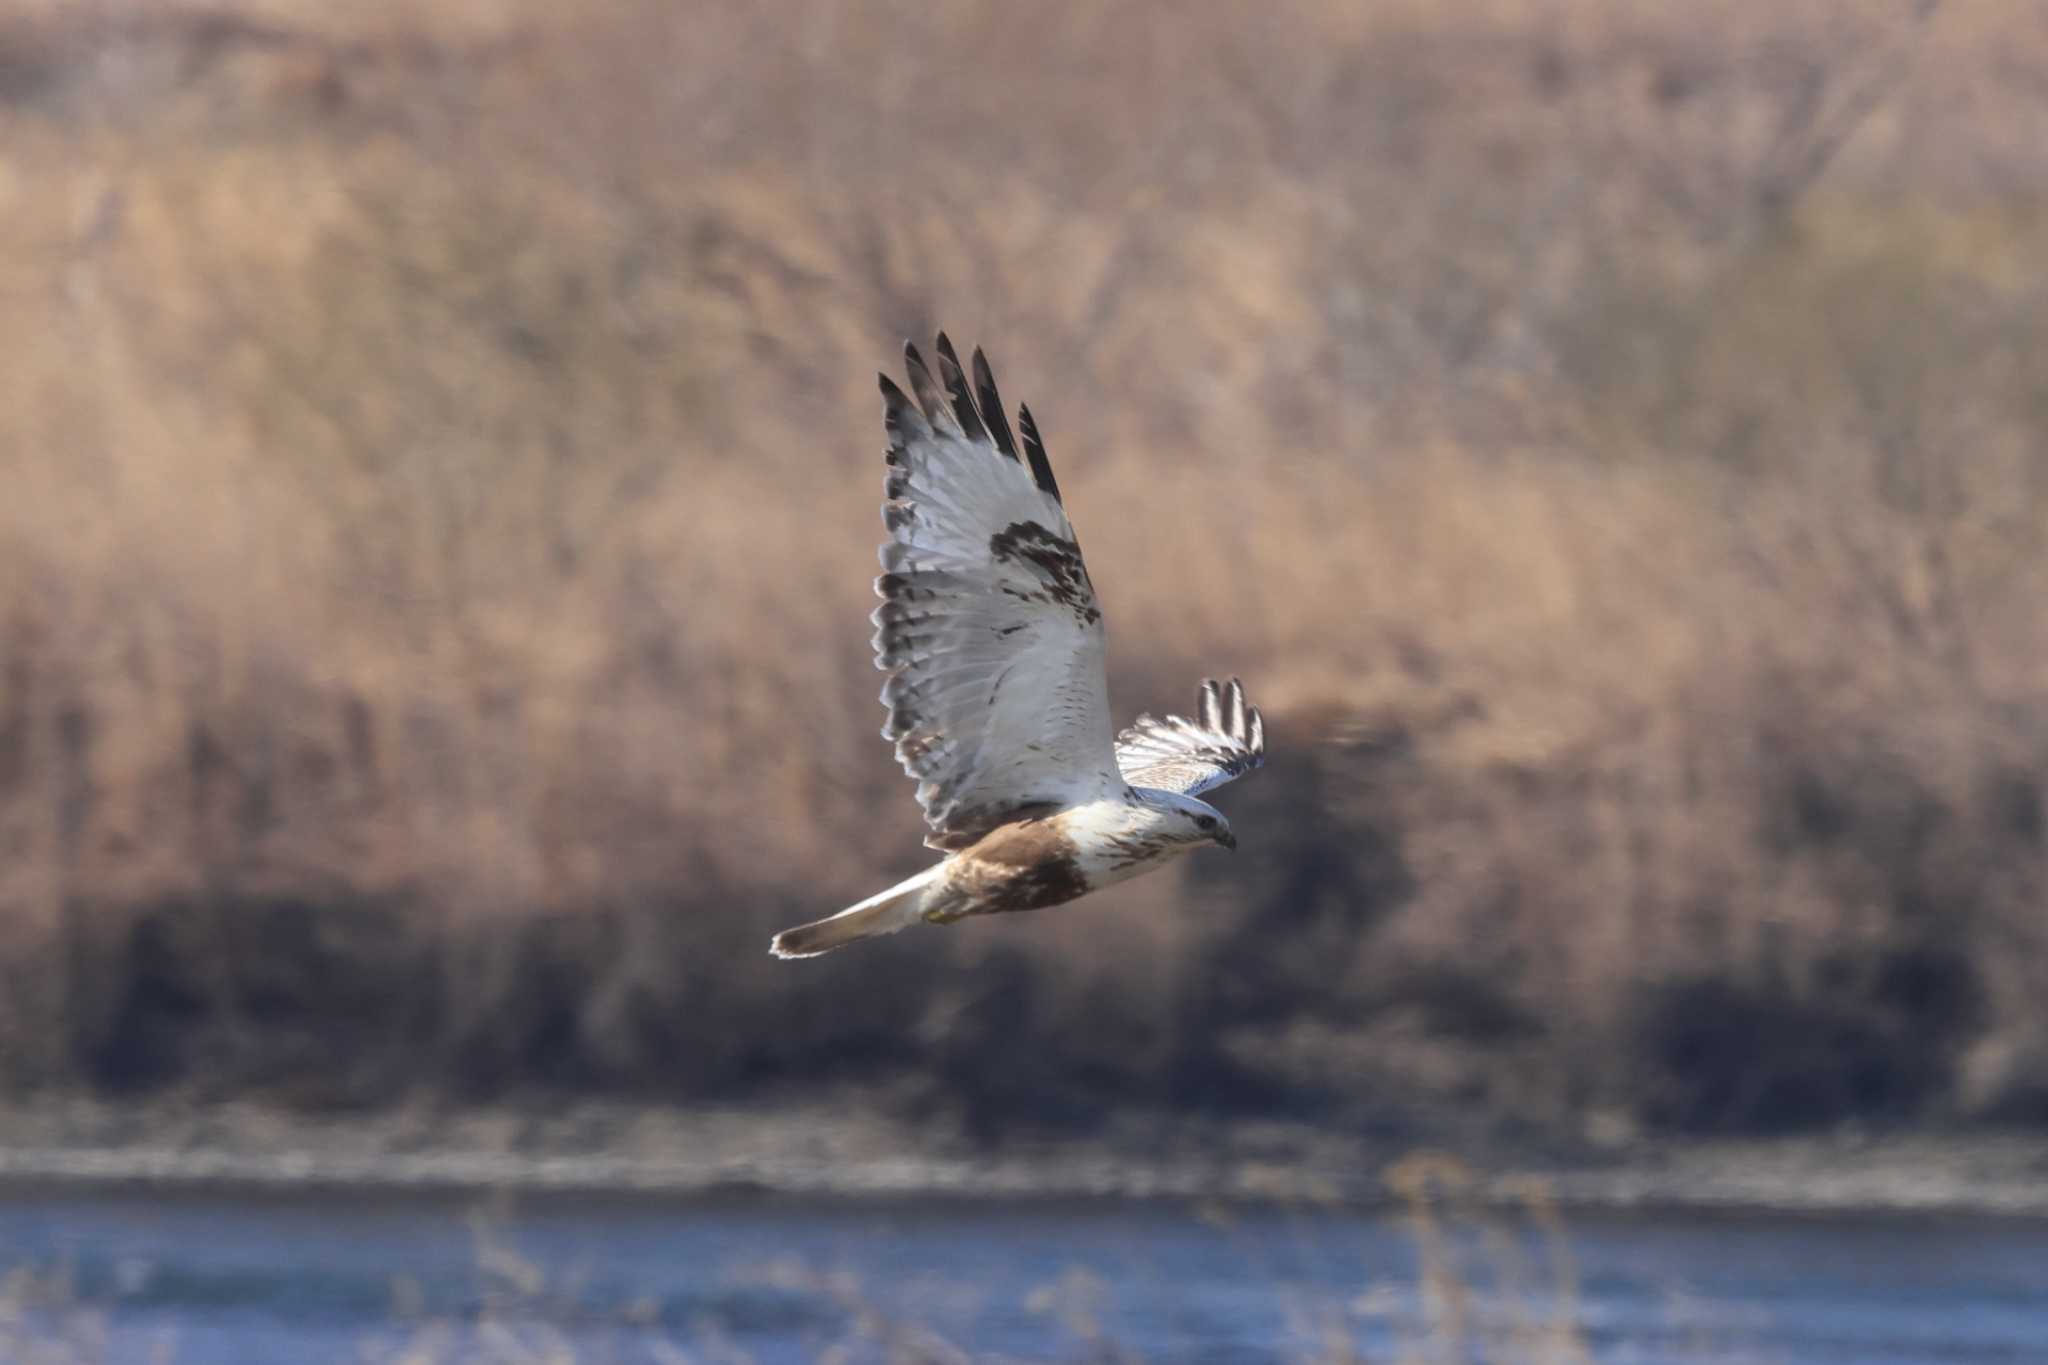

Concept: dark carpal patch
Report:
left=989, top=521, right=1100, bottom=626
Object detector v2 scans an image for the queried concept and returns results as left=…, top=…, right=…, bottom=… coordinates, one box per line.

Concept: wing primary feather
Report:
left=878, top=372, right=921, bottom=424
left=972, top=348, right=1019, bottom=459
left=932, top=334, right=991, bottom=448
left=1198, top=679, right=1221, bottom=731
left=1225, top=678, right=1247, bottom=738
left=1016, top=403, right=1063, bottom=504
left=902, top=342, right=961, bottom=436
left=878, top=373, right=928, bottom=529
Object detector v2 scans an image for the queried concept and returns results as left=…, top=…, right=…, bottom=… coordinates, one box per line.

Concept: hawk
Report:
left=770, top=336, right=1266, bottom=958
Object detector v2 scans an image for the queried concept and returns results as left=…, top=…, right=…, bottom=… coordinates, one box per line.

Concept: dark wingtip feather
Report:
left=1016, top=403, right=1062, bottom=504
left=879, top=372, right=930, bottom=454
left=932, top=333, right=991, bottom=447
left=971, top=348, right=1019, bottom=459
left=902, top=342, right=958, bottom=434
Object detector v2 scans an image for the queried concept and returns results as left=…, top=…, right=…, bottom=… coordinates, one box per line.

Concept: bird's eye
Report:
left=1195, top=815, right=1216, bottom=831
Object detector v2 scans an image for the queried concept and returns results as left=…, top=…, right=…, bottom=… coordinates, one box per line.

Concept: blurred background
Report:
left=2, top=0, right=2047, bottom=1360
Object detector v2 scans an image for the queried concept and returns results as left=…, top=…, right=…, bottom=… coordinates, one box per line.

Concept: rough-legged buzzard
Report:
left=770, top=337, right=1265, bottom=958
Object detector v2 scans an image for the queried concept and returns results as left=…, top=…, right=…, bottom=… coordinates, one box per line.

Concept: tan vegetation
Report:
left=0, top=0, right=2044, bottom=1136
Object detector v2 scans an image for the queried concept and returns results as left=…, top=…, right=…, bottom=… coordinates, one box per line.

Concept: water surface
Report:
left=0, top=1188, right=2040, bottom=1362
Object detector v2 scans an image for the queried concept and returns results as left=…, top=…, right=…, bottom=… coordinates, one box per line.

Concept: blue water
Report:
left=0, top=1189, right=2043, bottom=1362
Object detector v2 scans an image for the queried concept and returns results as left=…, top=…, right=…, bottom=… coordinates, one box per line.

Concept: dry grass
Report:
left=0, top=0, right=2045, bottom=1133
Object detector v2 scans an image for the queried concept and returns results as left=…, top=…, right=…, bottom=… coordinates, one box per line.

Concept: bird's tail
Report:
left=769, top=866, right=941, bottom=959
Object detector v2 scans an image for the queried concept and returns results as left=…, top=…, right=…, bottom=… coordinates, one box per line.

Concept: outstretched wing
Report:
left=1116, top=677, right=1266, bottom=797
left=873, top=335, right=1123, bottom=851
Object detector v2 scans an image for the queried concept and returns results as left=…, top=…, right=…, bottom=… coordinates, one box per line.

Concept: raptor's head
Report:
left=1144, top=791, right=1236, bottom=852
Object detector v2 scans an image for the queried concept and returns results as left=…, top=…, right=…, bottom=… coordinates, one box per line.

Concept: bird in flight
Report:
left=770, top=336, right=1265, bottom=958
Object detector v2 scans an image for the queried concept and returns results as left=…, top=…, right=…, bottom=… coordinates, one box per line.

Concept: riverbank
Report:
left=1, top=1098, right=2042, bottom=1219
left=7, top=0, right=2048, bottom=1162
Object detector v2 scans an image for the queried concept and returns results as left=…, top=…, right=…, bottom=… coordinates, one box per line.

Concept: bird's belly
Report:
left=969, top=858, right=1094, bottom=915
left=926, top=814, right=1176, bottom=922
left=926, top=822, right=1095, bottom=921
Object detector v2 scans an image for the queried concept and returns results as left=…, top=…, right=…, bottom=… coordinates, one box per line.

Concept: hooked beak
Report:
left=1215, top=829, right=1237, bottom=852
